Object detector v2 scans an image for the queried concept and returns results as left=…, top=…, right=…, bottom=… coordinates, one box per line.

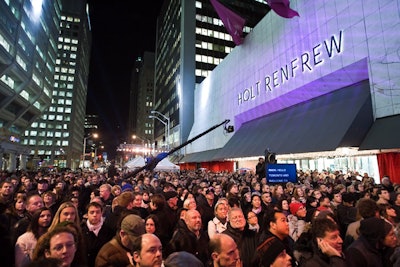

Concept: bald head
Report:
left=184, top=209, right=202, bottom=233
left=210, top=234, right=240, bottom=267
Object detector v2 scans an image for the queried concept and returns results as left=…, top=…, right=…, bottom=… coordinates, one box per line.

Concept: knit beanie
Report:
left=289, top=202, right=305, bottom=215
left=254, top=237, right=286, bottom=266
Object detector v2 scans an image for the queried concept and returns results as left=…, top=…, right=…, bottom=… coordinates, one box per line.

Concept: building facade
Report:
left=182, top=0, right=400, bottom=181
left=129, top=52, right=154, bottom=146
left=22, top=0, right=91, bottom=170
left=154, top=0, right=269, bottom=154
left=0, top=0, right=62, bottom=171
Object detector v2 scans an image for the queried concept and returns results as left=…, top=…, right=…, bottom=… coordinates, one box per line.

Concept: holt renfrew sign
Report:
left=237, top=30, right=344, bottom=106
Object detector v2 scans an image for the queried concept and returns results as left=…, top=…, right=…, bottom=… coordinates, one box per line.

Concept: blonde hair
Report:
left=48, top=201, right=80, bottom=232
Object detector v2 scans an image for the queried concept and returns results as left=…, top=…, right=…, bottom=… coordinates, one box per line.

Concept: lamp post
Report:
left=82, top=133, right=98, bottom=168
left=150, top=110, right=170, bottom=150
left=149, top=115, right=168, bottom=150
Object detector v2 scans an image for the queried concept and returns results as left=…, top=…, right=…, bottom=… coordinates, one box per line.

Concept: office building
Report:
left=23, top=0, right=91, bottom=170
left=0, top=0, right=62, bottom=171
left=129, top=52, right=154, bottom=146
left=154, top=0, right=269, bottom=153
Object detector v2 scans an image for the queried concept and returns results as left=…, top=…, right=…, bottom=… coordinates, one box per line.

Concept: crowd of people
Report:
left=0, top=160, right=400, bottom=267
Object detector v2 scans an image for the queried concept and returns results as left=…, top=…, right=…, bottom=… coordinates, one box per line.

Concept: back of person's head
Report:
left=150, top=194, right=166, bottom=210
left=117, top=191, right=134, bottom=208
left=227, top=196, right=240, bottom=208
left=356, top=198, right=379, bottom=219
left=359, top=217, right=392, bottom=245
left=164, top=251, right=204, bottom=267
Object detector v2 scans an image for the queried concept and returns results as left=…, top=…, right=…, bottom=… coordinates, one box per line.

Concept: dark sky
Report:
left=87, top=0, right=164, bottom=157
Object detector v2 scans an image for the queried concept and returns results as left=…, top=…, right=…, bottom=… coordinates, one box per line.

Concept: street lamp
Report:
left=82, top=133, right=98, bottom=168
left=149, top=115, right=168, bottom=150
left=132, top=134, right=151, bottom=147
left=150, top=110, right=170, bottom=149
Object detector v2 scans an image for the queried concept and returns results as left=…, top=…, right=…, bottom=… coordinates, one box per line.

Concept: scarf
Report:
left=86, top=216, right=104, bottom=236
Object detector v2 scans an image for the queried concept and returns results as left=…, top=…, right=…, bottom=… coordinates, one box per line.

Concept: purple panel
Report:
left=235, top=58, right=369, bottom=129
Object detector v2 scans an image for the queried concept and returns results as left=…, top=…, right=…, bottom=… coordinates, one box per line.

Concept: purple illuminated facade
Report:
left=183, top=0, right=400, bottom=171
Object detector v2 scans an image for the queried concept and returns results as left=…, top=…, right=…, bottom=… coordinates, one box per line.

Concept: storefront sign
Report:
left=238, top=30, right=344, bottom=106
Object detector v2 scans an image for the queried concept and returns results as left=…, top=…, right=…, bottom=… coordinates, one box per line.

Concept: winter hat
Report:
left=254, top=236, right=286, bottom=266
left=164, top=190, right=178, bottom=201
left=360, top=217, right=393, bottom=243
left=289, top=202, right=305, bottom=215
left=121, top=183, right=133, bottom=192
left=120, top=214, right=145, bottom=242
left=164, top=251, right=204, bottom=267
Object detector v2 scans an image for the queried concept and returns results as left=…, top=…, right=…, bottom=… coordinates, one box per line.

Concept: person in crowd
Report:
left=111, top=185, right=122, bottom=198
left=144, top=214, right=160, bottom=236
left=167, top=209, right=209, bottom=265
left=42, top=191, right=58, bottom=216
left=163, top=190, right=179, bottom=231
left=14, top=194, right=44, bottom=242
left=376, top=187, right=391, bottom=205
left=129, top=233, right=163, bottom=267
left=208, top=200, right=228, bottom=238
left=3, top=194, right=27, bottom=233
left=336, top=192, right=357, bottom=237
left=81, top=202, right=114, bottom=267
left=132, top=192, right=149, bottom=219
left=197, top=188, right=216, bottom=231
left=149, top=193, right=171, bottom=250
left=288, top=202, right=308, bottom=242
left=48, top=201, right=80, bottom=232
left=305, top=196, right=318, bottom=222
left=246, top=210, right=260, bottom=233
left=222, top=207, right=257, bottom=267
left=261, top=191, right=274, bottom=212
left=15, top=207, right=52, bottom=267
left=226, top=182, right=239, bottom=200
left=378, top=203, right=398, bottom=227
left=271, top=184, right=286, bottom=204
left=99, top=184, right=113, bottom=217
left=344, top=198, right=379, bottom=248
left=183, top=197, right=197, bottom=210
left=330, top=189, right=342, bottom=215
left=253, top=236, right=292, bottom=267
left=277, top=198, right=291, bottom=217
left=293, top=187, right=307, bottom=204
left=255, top=157, right=266, bottom=179
left=259, top=209, right=296, bottom=266
left=300, top=217, right=346, bottom=267
left=95, top=214, right=145, bottom=267
left=0, top=180, right=14, bottom=206
left=249, top=193, right=265, bottom=227
left=316, top=194, right=333, bottom=213
left=164, top=251, right=204, bottom=267
left=209, top=233, right=241, bottom=267
left=345, top=217, right=397, bottom=267
left=31, top=226, right=83, bottom=267
left=103, top=191, right=135, bottom=232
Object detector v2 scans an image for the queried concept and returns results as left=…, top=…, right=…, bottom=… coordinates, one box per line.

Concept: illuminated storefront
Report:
left=181, top=0, right=400, bottom=182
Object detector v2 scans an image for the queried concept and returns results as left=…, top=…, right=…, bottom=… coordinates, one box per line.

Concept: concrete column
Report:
left=20, top=154, right=27, bottom=170
left=7, top=152, right=16, bottom=172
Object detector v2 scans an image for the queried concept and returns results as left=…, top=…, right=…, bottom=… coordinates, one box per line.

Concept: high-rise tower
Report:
left=154, top=0, right=269, bottom=153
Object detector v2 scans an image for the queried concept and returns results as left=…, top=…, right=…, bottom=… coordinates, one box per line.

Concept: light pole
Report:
left=149, top=115, right=168, bottom=150
left=82, top=133, right=98, bottom=168
left=150, top=110, right=170, bottom=149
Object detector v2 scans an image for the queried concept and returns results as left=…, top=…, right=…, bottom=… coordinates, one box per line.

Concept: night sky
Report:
left=87, top=0, right=164, bottom=158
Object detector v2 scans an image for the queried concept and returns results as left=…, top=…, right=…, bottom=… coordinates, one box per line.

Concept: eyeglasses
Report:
left=51, top=242, right=76, bottom=252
